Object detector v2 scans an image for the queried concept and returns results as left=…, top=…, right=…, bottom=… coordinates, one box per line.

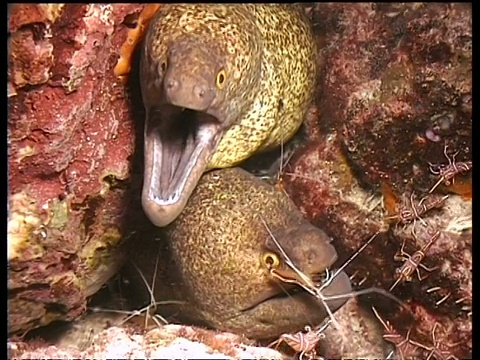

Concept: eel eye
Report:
left=160, top=59, right=167, bottom=73
left=262, top=252, right=280, bottom=269
left=216, top=69, right=226, bottom=89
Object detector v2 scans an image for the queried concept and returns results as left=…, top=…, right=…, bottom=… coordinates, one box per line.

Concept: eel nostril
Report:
left=166, top=78, right=178, bottom=90
left=194, top=84, right=206, bottom=99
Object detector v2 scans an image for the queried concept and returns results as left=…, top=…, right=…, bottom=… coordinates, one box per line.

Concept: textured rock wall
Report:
left=7, top=3, right=471, bottom=359
left=8, top=3, right=148, bottom=334
left=282, top=3, right=471, bottom=358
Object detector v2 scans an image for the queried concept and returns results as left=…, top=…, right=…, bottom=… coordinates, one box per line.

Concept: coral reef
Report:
left=8, top=324, right=284, bottom=359
left=309, top=3, right=472, bottom=197
left=281, top=3, right=471, bottom=359
left=7, top=3, right=147, bottom=334
left=7, top=3, right=471, bottom=359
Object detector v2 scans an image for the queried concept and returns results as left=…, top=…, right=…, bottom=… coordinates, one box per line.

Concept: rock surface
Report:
left=8, top=324, right=285, bottom=360
left=8, top=3, right=148, bottom=334
left=7, top=3, right=471, bottom=359
left=280, top=3, right=471, bottom=359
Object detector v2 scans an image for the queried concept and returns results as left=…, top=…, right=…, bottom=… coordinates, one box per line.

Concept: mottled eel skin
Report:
left=140, top=4, right=317, bottom=227
left=135, top=4, right=350, bottom=339
left=135, top=167, right=352, bottom=340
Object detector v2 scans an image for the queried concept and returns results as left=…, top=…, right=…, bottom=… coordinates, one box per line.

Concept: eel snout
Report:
left=142, top=105, right=224, bottom=227
left=317, top=270, right=353, bottom=312
left=164, top=66, right=216, bottom=112
left=163, top=41, right=221, bottom=112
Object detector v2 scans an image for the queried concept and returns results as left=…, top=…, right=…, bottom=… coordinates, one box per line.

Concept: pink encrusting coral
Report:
left=281, top=3, right=471, bottom=359
left=8, top=3, right=146, bottom=334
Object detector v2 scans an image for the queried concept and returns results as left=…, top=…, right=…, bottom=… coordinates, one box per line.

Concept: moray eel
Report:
left=140, top=4, right=317, bottom=226
left=133, top=168, right=351, bottom=340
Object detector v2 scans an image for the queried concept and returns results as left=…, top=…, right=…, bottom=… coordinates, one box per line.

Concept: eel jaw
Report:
left=314, top=270, right=352, bottom=311
left=245, top=269, right=352, bottom=315
left=142, top=104, right=223, bottom=227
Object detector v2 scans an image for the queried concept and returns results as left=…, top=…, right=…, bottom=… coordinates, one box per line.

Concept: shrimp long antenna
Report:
left=319, top=230, right=380, bottom=291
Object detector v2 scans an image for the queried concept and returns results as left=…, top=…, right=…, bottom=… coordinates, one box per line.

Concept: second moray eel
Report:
left=132, top=167, right=352, bottom=340
left=140, top=4, right=317, bottom=226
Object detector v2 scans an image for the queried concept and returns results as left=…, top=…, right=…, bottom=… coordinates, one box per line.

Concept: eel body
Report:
left=140, top=4, right=317, bottom=226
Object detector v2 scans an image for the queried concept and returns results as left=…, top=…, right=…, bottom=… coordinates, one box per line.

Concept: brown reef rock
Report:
left=281, top=3, right=471, bottom=359
left=8, top=3, right=147, bottom=335
left=7, top=3, right=471, bottom=360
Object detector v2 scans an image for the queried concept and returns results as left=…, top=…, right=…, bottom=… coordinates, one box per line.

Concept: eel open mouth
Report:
left=142, top=104, right=223, bottom=227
